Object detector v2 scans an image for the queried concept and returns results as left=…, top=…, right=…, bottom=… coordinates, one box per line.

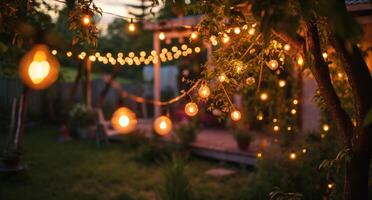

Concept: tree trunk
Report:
left=97, top=67, right=119, bottom=109
left=68, top=60, right=84, bottom=106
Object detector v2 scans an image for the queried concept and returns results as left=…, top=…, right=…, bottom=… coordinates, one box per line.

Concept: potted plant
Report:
left=69, top=103, right=97, bottom=138
left=233, top=129, right=252, bottom=151
left=175, top=123, right=197, bottom=149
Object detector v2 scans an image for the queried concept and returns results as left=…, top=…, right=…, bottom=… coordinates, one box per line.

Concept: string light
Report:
left=19, top=44, right=59, bottom=90
left=198, top=83, right=211, bottom=99
left=128, top=18, right=136, bottom=32
left=230, top=110, right=242, bottom=121
left=111, top=107, right=137, bottom=134
left=278, top=79, right=286, bottom=87
left=297, top=56, right=304, bottom=66
left=322, top=124, right=330, bottom=132
left=257, top=152, right=263, bottom=158
left=66, top=51, right=72, bottom=57
left=289, top=152, right=297, bottom=160
left=153, top=115, right=172, bottom=136
left=190, top=31, right=198, bottom=40
left=287, top=126, right=292, bottom=131
left=260, top=92, right=269, bottom=101
left=257, top=113, right=264, bottom=121
left=302, top=148, right=307, bottom=153
left=185, top=102, right=199, bottom=117
left=248, top=28, right=255, bottom=35
left=218, top=73, right=227, bottom=82
left=268, top=60, right=279, bottom=70
left=273, top=125, right=280, bottom=132
left=291, top=109, right=297, bottom=115
left=322, top=52, right=328, bottom=59
left=233, top=27, right=241, bottom=34
left=284, top=44, right=291, bottom=51
left=293, top=99, right=299, bottom=105
left=246, top=77, right=256, bottom=85
left=222, top=34, right=230, bottom=43
left=159, top=32, right=166, bottom=40
left=51, top=49, right=57, bottom=55
left=82, top=15, right=91, bottom=26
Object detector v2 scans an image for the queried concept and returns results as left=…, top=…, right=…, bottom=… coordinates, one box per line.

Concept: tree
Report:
left=182, top=0, right=372, bottom=199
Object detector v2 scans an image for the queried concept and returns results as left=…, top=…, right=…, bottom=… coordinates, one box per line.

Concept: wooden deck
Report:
left=136, top=119, right=266, bottom=166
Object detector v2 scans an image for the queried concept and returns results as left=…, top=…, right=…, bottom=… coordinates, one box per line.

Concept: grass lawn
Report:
left=0, top=126, right=251, bottom=200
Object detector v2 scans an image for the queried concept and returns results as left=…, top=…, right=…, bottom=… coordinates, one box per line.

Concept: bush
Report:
left=175, top=123, right=197, bottom=148
left=158, top=153, right=193, bottom=200
left=136, top=142, right=173, bottom=164
left=237, top=133, right=343, bottom=200
left=69, top=103, right=96, bottom=127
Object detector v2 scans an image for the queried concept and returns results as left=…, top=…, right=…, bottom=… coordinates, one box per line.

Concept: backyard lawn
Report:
left=0, top=126, right=250, bottom=200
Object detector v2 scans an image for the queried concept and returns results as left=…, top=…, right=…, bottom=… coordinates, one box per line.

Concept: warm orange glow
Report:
left=19, top=44, right=59, bottom=90
left=222, top=34, right=230, bottom=43
left=297, top=56, right=304, bottom=66
left=159, top=32, right=166, bottom=40
left=111, top=107, right=137, bottom=134
left=128, top=23, right=136, bottom=32
left=154, top=115, right=172, bottom=136
left=293, top=99, right=299, bottom=105
left=257, top=152, right=263, bottom=158
left=82, top=15, right=91, bottom=25
left=190, top=31, right=198, bottom=40
left=198, top=84, right=211, bottom=99
left=248, top=28, right=255, bottom=35
left=268, top=60, right=279, bottom=70
left=185, top=102, right=199, bottom=117
left=289, top=152, right=297, bottom=160
left=323, top=124, right=330, bottom=132
left=233, top=27, right=241, bottom=34
left=291, top=109, right=297, bottom=115
left=278, top=79, right=286, bottom=87
left=260, top=92, right=269, bottom=101
left=218, top=73, right=226, bottom=82
left=230, top=110, right=242, bottom=121
left=273, top=125, right=280, bottom=132
left=257, top=113, right=264, bottom=121
left=284, top=44, right=291, bottom=51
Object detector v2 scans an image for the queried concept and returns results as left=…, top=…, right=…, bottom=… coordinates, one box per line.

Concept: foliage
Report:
left=68, top=0, right=102, bottom=47
left=69, top=103, right=96, bottom=127
left=174, top=123, right=197, bottom=148
left=136, top=141, right=172, bottom=164
left=157, top=153, right=193, bottom=200
left=237, top=132, right=343, bottom=200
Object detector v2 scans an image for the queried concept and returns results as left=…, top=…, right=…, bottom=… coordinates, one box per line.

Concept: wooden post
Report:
left=86, top=58, right=92, bottom=109
left=153, top=32, right=161, bottom=117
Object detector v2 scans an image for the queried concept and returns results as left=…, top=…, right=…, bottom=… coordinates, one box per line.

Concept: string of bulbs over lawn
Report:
left=17, top=5, right=333, bottom=160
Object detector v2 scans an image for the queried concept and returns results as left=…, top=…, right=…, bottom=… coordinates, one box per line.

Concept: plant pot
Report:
left=2, top=156, right=21, bottom=169
left=237, top=140, right=251, bottom=151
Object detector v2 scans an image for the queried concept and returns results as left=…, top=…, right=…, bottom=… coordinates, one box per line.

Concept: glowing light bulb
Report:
left=323, top=124, right=330, bottom=132
left=19, top=44, right=59, bottom=90
left=218, top=73, right=227, bottom=82
left=257, top=113, right=263, bottom=121
left=222, top=34, right=230, bottom=43
left=230, top=110, right=242, bottom=121
left=185, top=102, right=199, bottom=117
left=194, top=47, right=201, bottom=53
left=297, top=56, right=304, bottom=66
left=302, top=148, right=307, bottom=153
left=234, top=27, right=241, bottom=34
left=246, top=77, right=256, bottom=85
left=287, top=126, right=292, bottom=131
left=82, top=15, right=91, bottom=25
left=268, top=60, right=279, bottom=70
left=51, top=50, right=57, bottom=55
left=284, top=44, right=291, bottom=51
left=293, top=99, right=299, bottom=105
left=159, top=32, right=166, bottom=40
left=291, top=109, right=297, bottom=115
left=66, top=51, right=72, bottom=57
left=289, top=152, right=297, bottom=160
left=190, top=31, right=198, bottom=39
left=257, top=152, right=263, bottom=158
left=278, top=79, right=286, bottom=87
left=260, top=92, right=269, bottom=101
left=128, top=23, right=136, bottom=32
left=154, top=115, right=172, bottom=136
left=111, top=107, right=137, bottom=134
left=198, top=84, right=211, bottom=99
left=273, top=125, right=280, bottom=132
left=248, top=28, right=255, bottom=35
left=322, top=52, right=328, bottom=59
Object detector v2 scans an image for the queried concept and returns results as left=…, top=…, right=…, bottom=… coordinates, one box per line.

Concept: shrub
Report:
left=136, top=142, right=172, bottom=164
left=175, top=123, right=197, bottom=148
left=69, top=103, right=96, bottom=127
left=158, top=153, right=193, bottom=200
